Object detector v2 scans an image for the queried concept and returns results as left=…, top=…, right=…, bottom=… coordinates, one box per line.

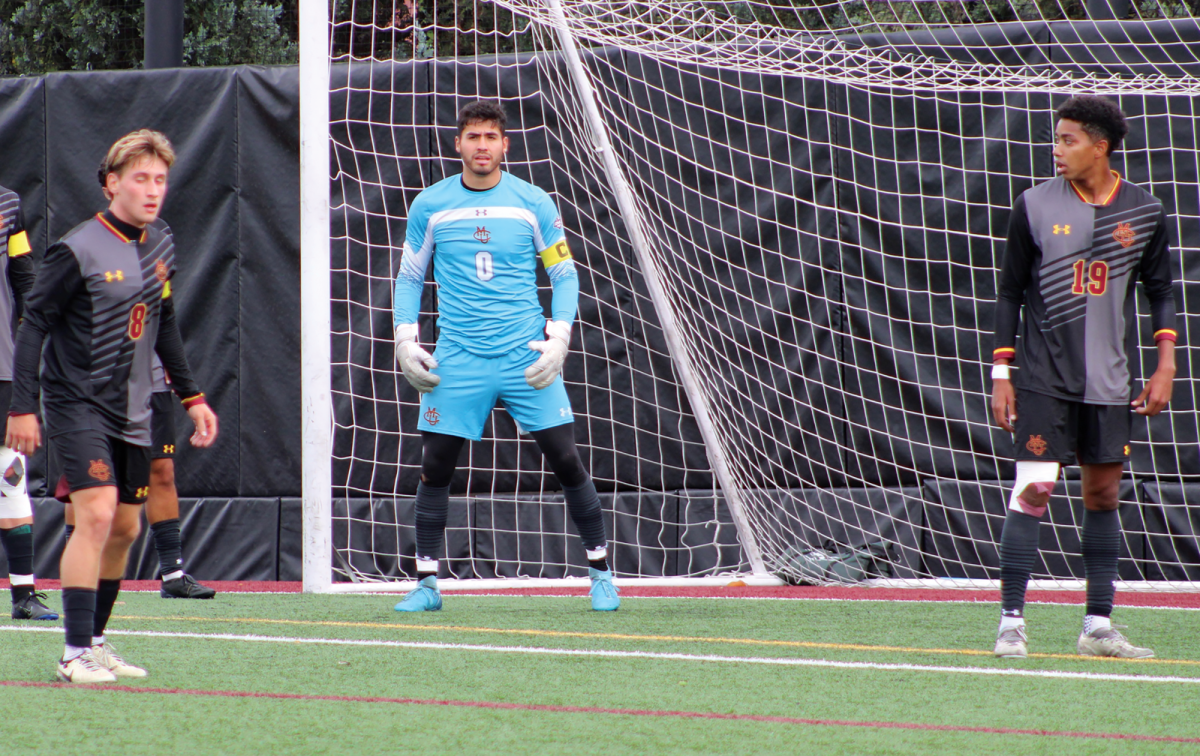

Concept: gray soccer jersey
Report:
left=994, top=174, right=1177, bottom=404
left=0, top=186, right=34, bottom=381
left=11, top=214, right=176, bottom=444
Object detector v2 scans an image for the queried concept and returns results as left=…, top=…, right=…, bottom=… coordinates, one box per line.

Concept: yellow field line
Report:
left=112, top=614, right=1198, bottom=667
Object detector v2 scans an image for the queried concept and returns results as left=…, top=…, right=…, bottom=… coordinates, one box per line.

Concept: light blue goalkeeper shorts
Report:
left=416, top=340, right=574, bottom=441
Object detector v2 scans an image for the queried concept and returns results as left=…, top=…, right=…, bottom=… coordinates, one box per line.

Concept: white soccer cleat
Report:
left=57, top=651, right=117, bottom=684
left=91, top=642, right=148, bottom=678
left=1077, top=626, right=1154, bottom=659
left=994, top=625, right=1028, bottom=658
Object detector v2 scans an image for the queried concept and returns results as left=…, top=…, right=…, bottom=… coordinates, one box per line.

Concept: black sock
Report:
left=150, top=518, right=184, bottom=578
left=563, top=477, right=608, bottom=554
left=415, top=482, right=450, bottom=565
left=1, top=524, right=35, bottom=602
left=588, top=557, right=610, bottom=573
left=94, top=579, right=122, bottom=639
left=62, top=587, right=97, bottom=649
left=1082, top=508, right=1120, bottom=618
left=999, top=510, right=1041, bottom=615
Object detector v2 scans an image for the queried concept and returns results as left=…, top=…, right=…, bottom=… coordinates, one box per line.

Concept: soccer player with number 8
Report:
left=6, top=130, right=218, bottom=682
left=391, top=100, right=618, bottom=612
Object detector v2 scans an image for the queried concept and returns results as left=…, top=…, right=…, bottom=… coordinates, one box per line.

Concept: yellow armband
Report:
left=539, top=239, right=572, bottom=268
left=7, top=230, right=30, bottom=257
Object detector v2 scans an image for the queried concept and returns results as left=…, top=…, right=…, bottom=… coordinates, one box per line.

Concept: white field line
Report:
left=2, top=625, right=1198, bottom=686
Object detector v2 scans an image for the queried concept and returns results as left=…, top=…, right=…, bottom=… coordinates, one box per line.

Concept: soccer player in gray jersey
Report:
left=61, top=215, right=216, bottom=599
left=6, top=130, right=219, bottom=683
left=991, top=96, right=1177, bottom=659
left=0, top=185, right=56, bottom=620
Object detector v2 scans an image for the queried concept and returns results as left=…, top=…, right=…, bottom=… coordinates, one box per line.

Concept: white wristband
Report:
left=991, top=364, right=1011, bottom=381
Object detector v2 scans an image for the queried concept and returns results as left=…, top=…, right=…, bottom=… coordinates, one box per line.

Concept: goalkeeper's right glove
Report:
left=394, top=323, right=440, bottom=393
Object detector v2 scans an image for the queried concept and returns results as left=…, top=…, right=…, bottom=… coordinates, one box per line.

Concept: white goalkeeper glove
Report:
left=525, top=319, right=571, bottom=390
left=394, top=323, right=440, bottom=393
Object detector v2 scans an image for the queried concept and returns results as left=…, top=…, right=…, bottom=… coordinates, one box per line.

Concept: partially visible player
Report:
left=147, top=351, right=215, bottom=598
left=991, top=96, right=1176, bottom=659
left=391, top=100, right=618, bottom=612
left=0, top=184, right=56, bottom=621
left=7, top=130, right=218, bottom=683
left=60, top=197, right=217, bottom=600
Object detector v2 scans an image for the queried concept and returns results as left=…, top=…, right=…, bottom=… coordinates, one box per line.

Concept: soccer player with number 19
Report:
left=991, top=96, right=1176, bottom=659
left=391, top=100, right=618, bottom=612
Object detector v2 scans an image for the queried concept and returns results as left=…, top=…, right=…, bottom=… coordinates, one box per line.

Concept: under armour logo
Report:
left=1052, top=224, right=1071, bottom=235
left=559, top=408, right=570, bottom=417
left=475, top=209, right=487, bottom=216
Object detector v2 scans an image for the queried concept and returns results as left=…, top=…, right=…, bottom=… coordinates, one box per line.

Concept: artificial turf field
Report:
left=1, top=582, right=1198, bottom=755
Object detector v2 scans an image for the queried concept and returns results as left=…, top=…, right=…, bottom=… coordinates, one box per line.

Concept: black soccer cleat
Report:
left=12, top=592, right=60, bottom=621
left=160, top=574, right=216, bottom=599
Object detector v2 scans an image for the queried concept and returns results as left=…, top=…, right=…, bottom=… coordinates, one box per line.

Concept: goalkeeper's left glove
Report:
left=525, top=319, right=571, bottom=390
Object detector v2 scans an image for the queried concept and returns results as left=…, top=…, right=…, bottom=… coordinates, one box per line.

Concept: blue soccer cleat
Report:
left=589, top=567, right=620, bottom=611
left=394, top=575, right=442, bottom=612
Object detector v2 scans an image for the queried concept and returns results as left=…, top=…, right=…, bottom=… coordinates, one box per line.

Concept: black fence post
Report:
left=144, top=0, right=185, bottom=69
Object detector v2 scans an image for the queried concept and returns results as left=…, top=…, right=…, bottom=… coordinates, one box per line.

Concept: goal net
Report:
left=306, top=0, right=1200, bottom=588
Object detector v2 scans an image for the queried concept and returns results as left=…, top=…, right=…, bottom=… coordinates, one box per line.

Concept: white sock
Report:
left=416, top=558, right=438, bottom=574
left=62, top=645, right=87, bottom=662
left=1083, top=615, right=1111, bottom=635
left=999, top=615, right=1025, bottom=631
left=162, top=570, right=184, bottom=582
left=92, top=635, right=105, bottom=647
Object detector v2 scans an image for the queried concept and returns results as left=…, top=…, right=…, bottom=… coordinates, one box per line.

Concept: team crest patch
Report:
left=1124, top=444, right=1131, bottom=456
left=155, top=259, right=169, bottom=282
left=423, top=407, right=441, bottom=426
left=1113, top=222, right=1136, bottom=248
left=553, top=216, right=563, bottom=230
left=1025, top=435, right=1048, bottom=457
left=88, top=459, right=112, bottom=482
left=473, top=226, right=490, bottom=244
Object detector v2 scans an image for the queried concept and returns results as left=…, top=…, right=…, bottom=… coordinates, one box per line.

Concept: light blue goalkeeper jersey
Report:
left=393, top=172, right=579, bottom=357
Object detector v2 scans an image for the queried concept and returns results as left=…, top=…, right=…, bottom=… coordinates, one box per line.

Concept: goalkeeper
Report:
left=391, top=100, right=618, bottom=612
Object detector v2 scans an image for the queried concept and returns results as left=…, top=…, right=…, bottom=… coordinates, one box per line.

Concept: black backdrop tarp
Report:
left=3, top=20, right=1200, bottom=579
left=0, top=66, right=301, bottom=499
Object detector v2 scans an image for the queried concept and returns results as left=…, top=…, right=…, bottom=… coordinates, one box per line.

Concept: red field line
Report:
left=2, top=680, right=1196, bottom=743
left=4, top=580, right=1200, bottom=606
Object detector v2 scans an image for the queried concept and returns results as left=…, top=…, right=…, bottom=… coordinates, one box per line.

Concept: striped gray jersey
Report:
left=0, top=187, right=31, bottom=380
left=994, top=175, right=1177, bottom=404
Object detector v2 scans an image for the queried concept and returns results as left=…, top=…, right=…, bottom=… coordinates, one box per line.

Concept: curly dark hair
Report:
left=457, top=100, right=506, bottom=136
left=1055, top=96, right=1128, bottom=155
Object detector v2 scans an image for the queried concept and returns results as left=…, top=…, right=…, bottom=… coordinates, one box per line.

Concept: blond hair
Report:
left=99, top=130, right=175, bottom=195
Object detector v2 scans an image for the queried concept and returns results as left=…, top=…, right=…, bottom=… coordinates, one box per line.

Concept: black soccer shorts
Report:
left=1012, top=389, right=1132, bottom=466
left=54, top=430, right=151, bottom=505
left=0, top=380, right=12, bottom=418
left=150, top=391, right=176, bottom=460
